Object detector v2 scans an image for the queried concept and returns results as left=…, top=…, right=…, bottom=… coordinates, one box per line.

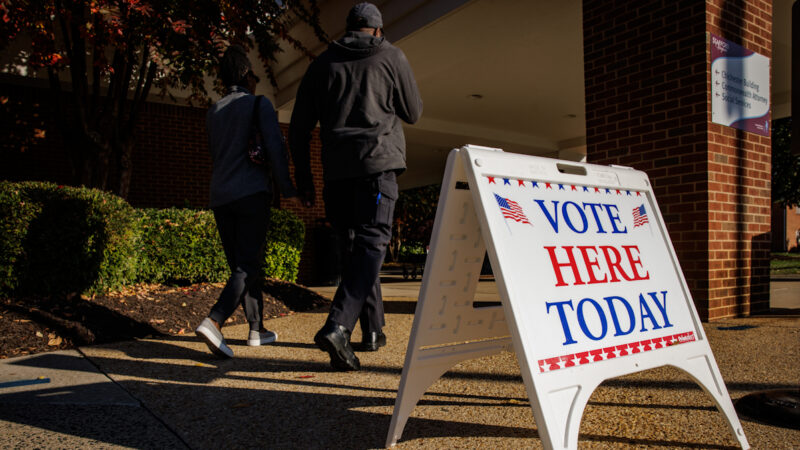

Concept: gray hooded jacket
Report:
left=289, top=31, right=422, bottom=195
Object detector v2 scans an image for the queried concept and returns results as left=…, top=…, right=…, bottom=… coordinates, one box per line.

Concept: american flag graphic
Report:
left=494, top=193, right=531, bottom=225
left=632, top=204, right=649, bottom=227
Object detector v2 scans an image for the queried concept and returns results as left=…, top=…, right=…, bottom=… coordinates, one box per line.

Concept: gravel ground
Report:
left=76, top=299, right=799, bottom=449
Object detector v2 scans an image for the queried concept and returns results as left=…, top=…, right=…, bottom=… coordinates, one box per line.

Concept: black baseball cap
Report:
left=346, top=2, right=383, bottom=29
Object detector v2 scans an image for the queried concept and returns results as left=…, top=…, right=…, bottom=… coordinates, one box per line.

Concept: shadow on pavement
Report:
left=4, top=335, right=786, bottom=448
left=0, top=403, right=188, bottom=449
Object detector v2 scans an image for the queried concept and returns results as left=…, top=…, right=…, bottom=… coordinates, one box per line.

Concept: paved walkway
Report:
left=1, top=277, right=798, bottom=449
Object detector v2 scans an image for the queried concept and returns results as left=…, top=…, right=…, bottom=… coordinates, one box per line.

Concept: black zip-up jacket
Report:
left=289, top=31, right=423, bottom=195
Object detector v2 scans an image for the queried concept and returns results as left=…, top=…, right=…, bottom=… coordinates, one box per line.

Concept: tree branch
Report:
left=98, top=49, right=123, bottom=131
left=54, top=0, right=72, bottom=59
left=46, top=66, right=67, bottom=137
left=90, top=14, right=103, bottom=113
left=66, top=0, right=88, bottom=131
left=131, top=49, right=149, bottom=113
left=129, top=61, right=156, bottom=133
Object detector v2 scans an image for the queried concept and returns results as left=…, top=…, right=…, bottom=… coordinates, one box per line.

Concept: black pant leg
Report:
left=209, top=192, right=270, bottom=330
left=325, top=172, right=396, bottom=332
left=359, top=277, right=385, bottom=334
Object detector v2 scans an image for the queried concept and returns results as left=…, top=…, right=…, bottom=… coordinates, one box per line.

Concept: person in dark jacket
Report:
left=289, top=2, right=422, bottom=371
left=196, top=44, right=301, bottom=358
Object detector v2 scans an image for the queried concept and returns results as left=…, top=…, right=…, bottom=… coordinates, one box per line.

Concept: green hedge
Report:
left=136, top=208, right=228, bottom=284
left=0, top=181, right=305, bottom=295
left=136, top=207, right=304, bottom=284
left=0, top=181, right=139, bottom=295
left=0, top=182, right=42, bottom=293
left=264, top=209, right=304, bottom=282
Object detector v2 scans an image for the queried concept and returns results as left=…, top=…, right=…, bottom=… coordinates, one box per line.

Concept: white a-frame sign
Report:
left=386, top=145, right=749, bottom=449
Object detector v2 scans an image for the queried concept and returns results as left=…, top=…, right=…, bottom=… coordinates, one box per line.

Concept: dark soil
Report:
left=0, top=279, right=331, bottom=359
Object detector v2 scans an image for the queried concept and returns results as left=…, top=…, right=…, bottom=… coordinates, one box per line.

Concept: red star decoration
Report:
left=616, top=189, right=621, bottom=195
left=571, top=185, right=577, bottom=191
left=636, top=191, right=642, bottom=196
left=545, top=183, right=553, bottom=189
left=488, top=176, right=496, bottom=184
left=518, top=179, right=526, bottom=186
left=594, top=187, right=600, bottom=193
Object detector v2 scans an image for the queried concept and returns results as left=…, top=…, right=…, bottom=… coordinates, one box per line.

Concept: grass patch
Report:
left=771, top=252, right=800, bottom=275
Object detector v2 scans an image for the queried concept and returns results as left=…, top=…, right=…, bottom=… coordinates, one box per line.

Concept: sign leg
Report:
left=386, top=363, right=452, bottom=447
left=672, top=355, right=750, bottom=449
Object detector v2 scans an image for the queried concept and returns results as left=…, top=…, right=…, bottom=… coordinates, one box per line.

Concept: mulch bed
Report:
left=0, top=279, right=331, bottom=359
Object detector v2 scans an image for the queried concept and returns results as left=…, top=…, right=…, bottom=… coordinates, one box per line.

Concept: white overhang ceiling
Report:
left=273, top=0, right=793, bottom=189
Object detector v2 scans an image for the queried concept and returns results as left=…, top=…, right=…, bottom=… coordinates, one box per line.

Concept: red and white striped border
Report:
left=537, top=331, right=696, bottom=373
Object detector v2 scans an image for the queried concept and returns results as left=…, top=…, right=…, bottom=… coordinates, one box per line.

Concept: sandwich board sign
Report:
left=386, top=145, right=749, bottom=449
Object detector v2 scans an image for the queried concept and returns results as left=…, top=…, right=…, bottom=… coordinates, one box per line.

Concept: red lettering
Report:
left=599, top=246, right=625, bottom=282
left=545, top=246, right=585, bottom=287
left=545, top=245, right=650, bottom=286
left=622, top=245, right=650, bottom=281
left=576, top=246, right=607, bottom=284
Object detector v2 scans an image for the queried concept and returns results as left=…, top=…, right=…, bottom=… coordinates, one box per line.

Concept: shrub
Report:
left=0, top=182, right=42, bottom=293
left=136, top=208, right=228, bottom=284
left=391, top=183, right=440, bottom=262
left=264, top=208, right=305, bottom=282
left=0, top=181, right=139, bottom=295
left=136, top=206, right=305, bottom=284
left=0, top=182, right=305, bottom=295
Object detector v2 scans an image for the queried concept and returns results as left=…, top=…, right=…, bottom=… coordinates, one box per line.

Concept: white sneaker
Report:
left=248, top=329, right=278, bottom=346
left=196, top=318, right=233, bottom=358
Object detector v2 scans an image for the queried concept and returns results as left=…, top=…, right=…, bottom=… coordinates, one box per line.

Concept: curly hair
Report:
left=219, top=44, right=252, bottom=87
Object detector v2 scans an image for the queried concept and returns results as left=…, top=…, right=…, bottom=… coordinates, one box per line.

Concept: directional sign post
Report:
left=386, top=145, right=749, bottom=449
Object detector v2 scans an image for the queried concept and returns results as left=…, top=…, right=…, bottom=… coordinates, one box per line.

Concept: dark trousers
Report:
left=324, top=171, right=398, bottom=333
left=209, top=191, right=270, bottom=331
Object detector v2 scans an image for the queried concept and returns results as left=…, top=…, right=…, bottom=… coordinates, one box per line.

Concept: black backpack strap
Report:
left=252, top=95, right=262, bottom=125
left=248, top=95, right=267, bottom=166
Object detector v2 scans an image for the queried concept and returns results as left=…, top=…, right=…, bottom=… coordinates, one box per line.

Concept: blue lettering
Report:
left=638, top=293, right=662, bottom=332
left=546, top=292, right=672, bottom=346
left=603, top=204, right=628, bottom=234
left=584, top=203, right=607, bottom=233
left=535, top=200, right=560, bottom=232
left=648, top=291, right=673, bottom=328
left=563, top=201, right=588, bottom=233
left=532, top=200, right=633, bottom=234
left=577, top=298, right=608, bottom=341
left=546, top=300, right=577, bottom=345
left=603, top=295, right=635, bottom=336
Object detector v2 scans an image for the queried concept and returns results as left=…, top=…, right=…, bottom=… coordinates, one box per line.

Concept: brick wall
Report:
left=0, top=82, right=328, bottom=285
left=128, top=101, right=211, bottom=208
left=582, top=0, right=772, bottom=320
left=277, top=124, right=329, bottom=286
left=706, top=0, right=772, bottom=318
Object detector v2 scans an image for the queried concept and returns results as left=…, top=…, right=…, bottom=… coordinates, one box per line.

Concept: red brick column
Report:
left=278, top=124, right=327, bottom=286
left=582, top=0, right=772, bottom=320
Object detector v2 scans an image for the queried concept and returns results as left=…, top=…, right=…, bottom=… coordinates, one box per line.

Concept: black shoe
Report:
left=314, top=321, right=360, bottom=371
left=358, top=331, right=386, bottom=352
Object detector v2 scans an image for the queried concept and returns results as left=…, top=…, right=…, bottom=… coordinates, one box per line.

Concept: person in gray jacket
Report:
left=196, top=44, right=301, bottom=358
left=289, top=2, right=422, bottom=371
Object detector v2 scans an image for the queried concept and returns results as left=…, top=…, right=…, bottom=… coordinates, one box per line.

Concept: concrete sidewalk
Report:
left=1, top=277, right=798, bottom=449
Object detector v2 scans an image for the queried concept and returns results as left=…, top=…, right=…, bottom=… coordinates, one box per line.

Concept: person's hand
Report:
left=300, top=188, right=315, bottom=207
